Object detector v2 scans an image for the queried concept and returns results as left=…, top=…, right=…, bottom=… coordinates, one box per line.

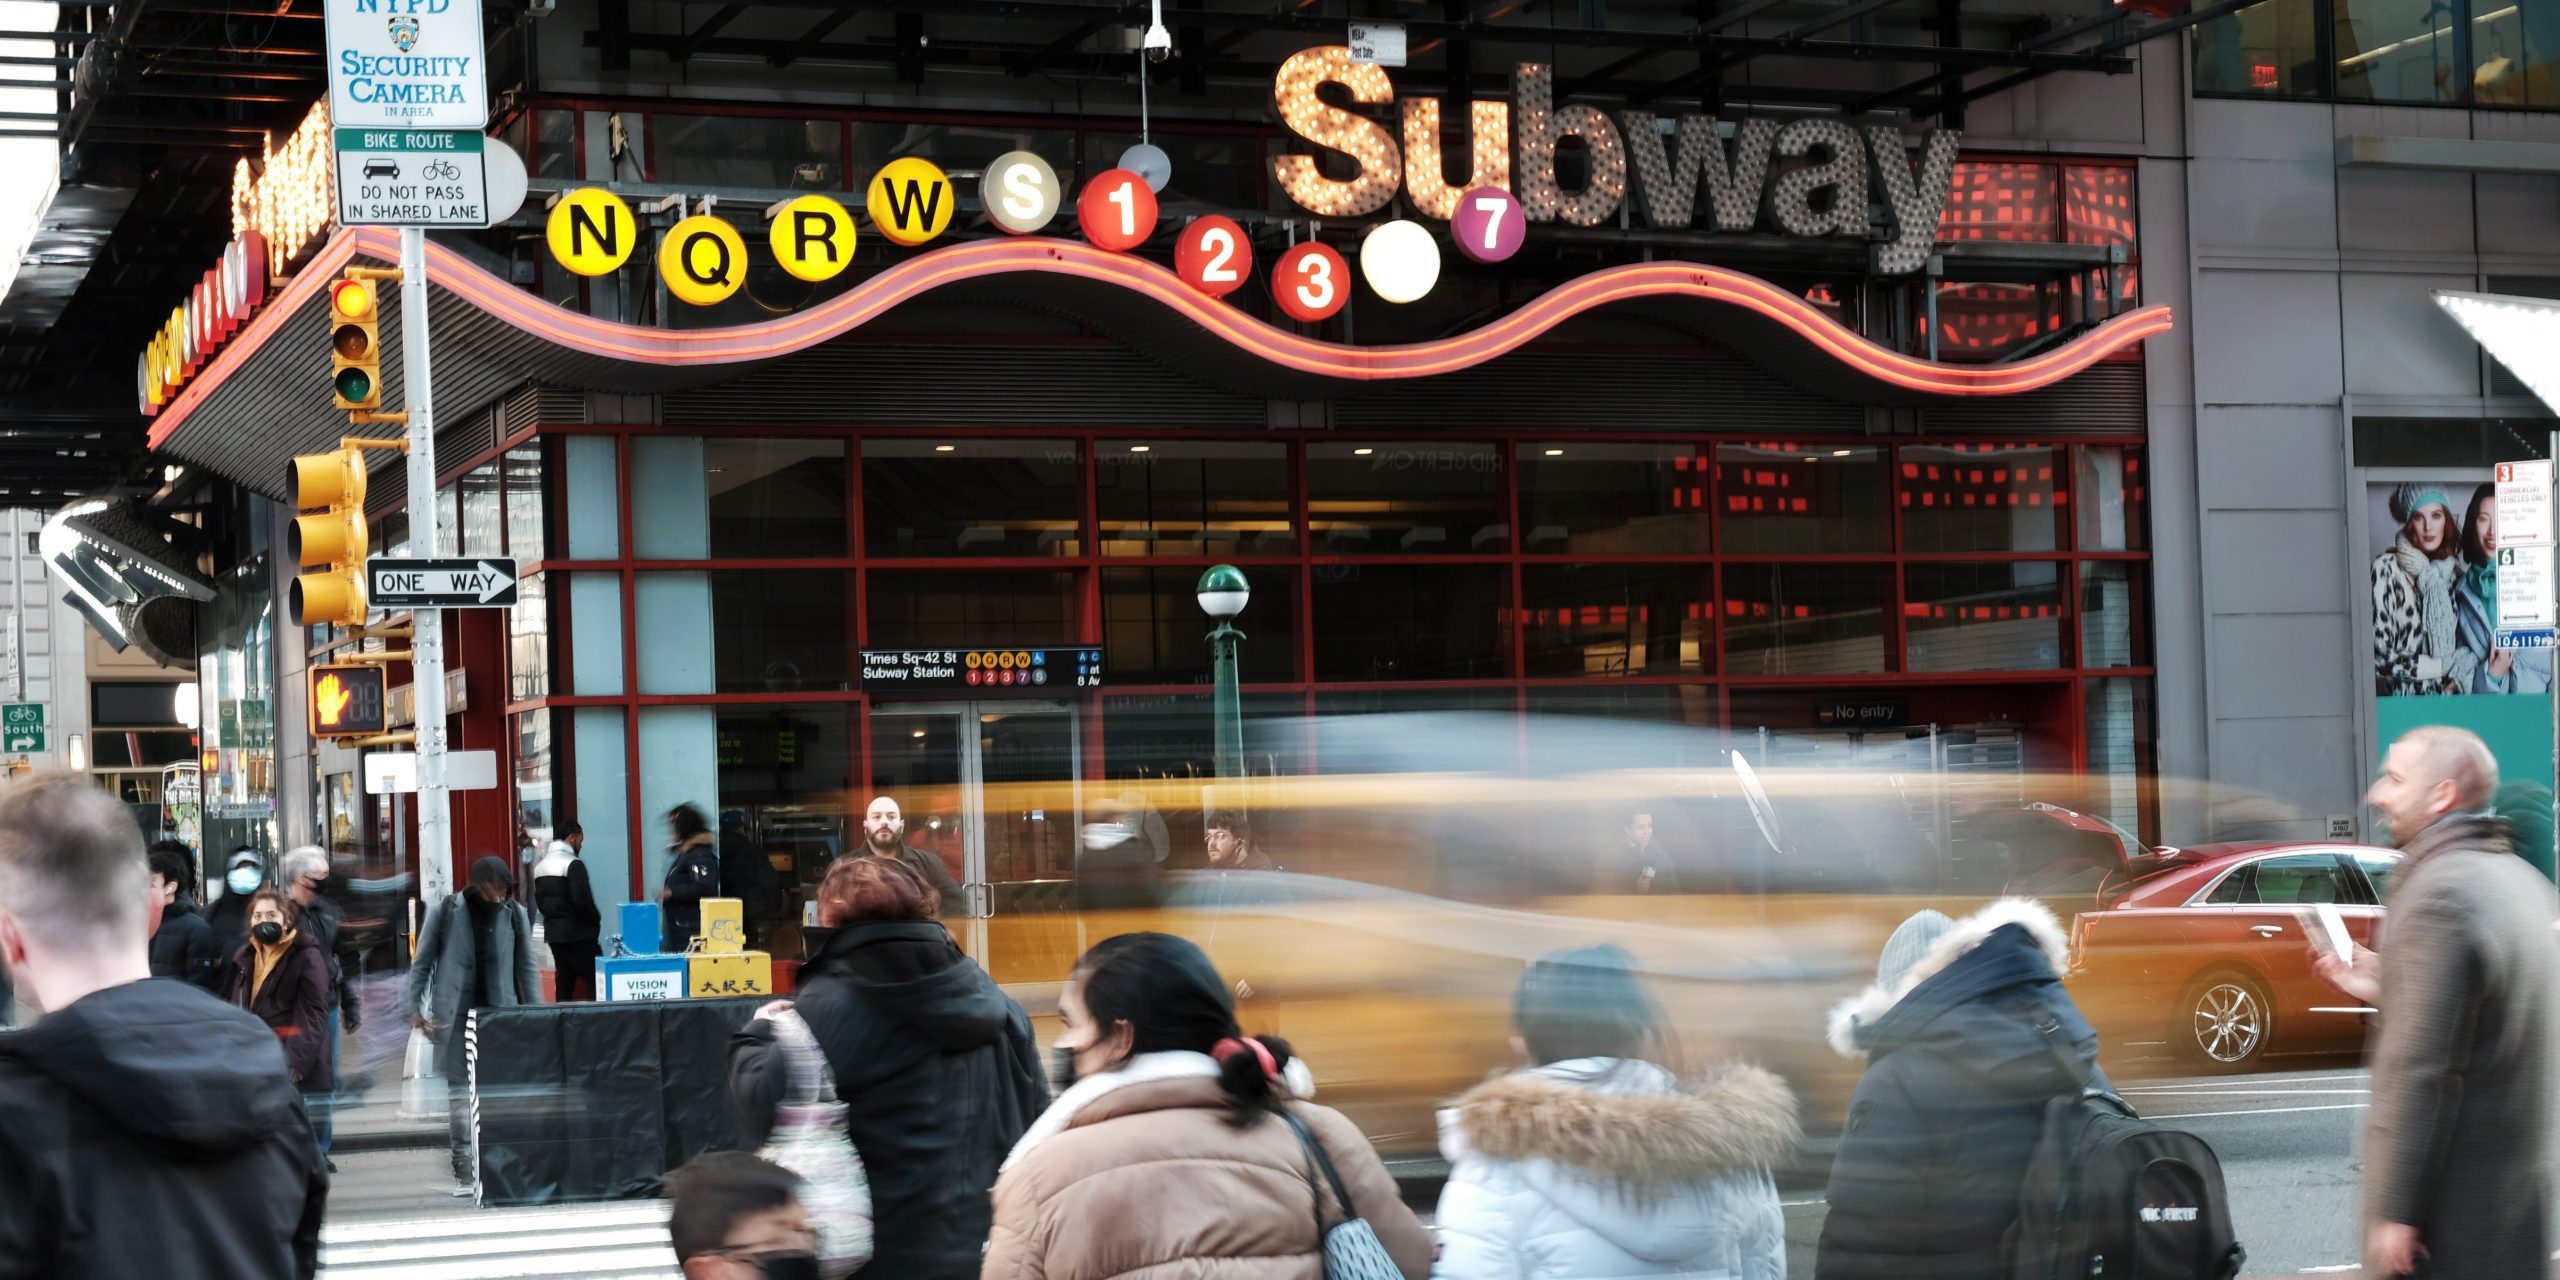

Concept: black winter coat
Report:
left=663, top=835, right=722, bottom=948
left=229, top=930, right=335, bottom=1094
left=730, top=920, right=1049, bottom=1280
left=0, top=979, right=329, bottom=1279
left=1815, top=900, right=2104, bottom=1280
left=205, top=889, right=255, bottom=995
left=149, top=898, right=220, bottom=989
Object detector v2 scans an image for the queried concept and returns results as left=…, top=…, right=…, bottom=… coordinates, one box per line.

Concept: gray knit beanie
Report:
left=1877, top=909, right=1957, bottom=991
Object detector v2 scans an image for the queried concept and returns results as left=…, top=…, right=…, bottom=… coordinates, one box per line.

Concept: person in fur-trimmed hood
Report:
left=1435, top=944, right=1796, bottom=1280
left=1814, top=898, right=2103, bottom=1280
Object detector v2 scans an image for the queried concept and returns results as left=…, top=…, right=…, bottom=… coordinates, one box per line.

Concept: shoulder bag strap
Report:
left=1277, top=1107, right=1358, bottom=1232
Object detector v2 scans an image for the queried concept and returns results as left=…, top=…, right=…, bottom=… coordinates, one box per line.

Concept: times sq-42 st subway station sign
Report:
left=529, top=46, right=1964, bottom=311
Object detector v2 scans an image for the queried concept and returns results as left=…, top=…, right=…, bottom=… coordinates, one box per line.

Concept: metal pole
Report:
left=2548, top=430, right=2557, bottom=880
left=399, top=226, right=452, bottom=909
left=1209, top=621, right=1245, bottom=781
left=7, top=508, right=23, bottom=702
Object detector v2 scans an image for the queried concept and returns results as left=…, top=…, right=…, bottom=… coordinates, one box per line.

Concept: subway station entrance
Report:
left=866, top=700, right=1084, bottom=919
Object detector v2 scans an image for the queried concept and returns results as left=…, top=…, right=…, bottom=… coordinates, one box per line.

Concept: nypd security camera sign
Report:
left=324, top=0, right=488, bottom=130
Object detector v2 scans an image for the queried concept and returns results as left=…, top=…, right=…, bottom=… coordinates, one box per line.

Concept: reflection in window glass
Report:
left=1717, top=444, right=1888, bottom=553
left=1722, top=564, right=1888, bottom=675
left=861, top=440, right=1081, bottom=557
left=719, top=703, right=854, bottom=940
left=1101, top=567, right=1297, bottom=683
left=1085, top=131, right=1268, bottom=209
left=504, top=444, right=547, bottom=562
left=707, top=439, right=848, bottom=557
left=2085, top=677, right=2155, bottom=842
left=656, top=114, right=844, bottom=189
left=2076, top=445, right=2148, bottom=550
left=1311, top=564, right=1507, bottom=680
left=865, top=570, right=1078, bottom=649
left=1096, top=441, right=1292, bottom=555
left=1517, top=443, right=1712, bottom=554
left=2080, top=563, right=2148, bottom=668
left=510, top=572, right=551, bottom=701
left=459, top=464, right=502, bottom=557
left=2474, top=1, right=2560, bottom=108
left=713, top=571, right=850, bottom=693
left=2336, top=0, right=2465, bottom=103
left=1906, top=562, right=2065, bottom=672
left=2195, top=0, right=2325, bottom=96
left=853, top=123, right=1073, bottom=174
left=535, top=110, right=576, bottom=180
left=1102, top=692, right=1307, bottom=867
left=1306, top=442, right=1506, bottom=555
left=1520, top=564, right=1707, bottom=676
left=1901, top=444, right=2066, bottom=553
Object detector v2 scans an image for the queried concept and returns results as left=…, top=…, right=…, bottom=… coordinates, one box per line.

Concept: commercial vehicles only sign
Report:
left=324, top=0, right=488, bottom=130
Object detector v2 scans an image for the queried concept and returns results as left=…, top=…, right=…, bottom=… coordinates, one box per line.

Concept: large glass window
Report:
left=1901, top=445, right=2067, bottom=553
left=1096, top=441, right=1292, bottom=556
left=2195, top=0, right=2326, bottom=96
left=2080, top=563, right=2149, bottom=669
left=2337, top=0, right=2467, bottom=103
left=707, top=439, right=848, bottom=558
left=504, top=443, right=548, bottom=562
left=718, top=703, right=856, bottom=948
left=2084, top=677, right=2155, bottom=840
left=1722, top=564, right=1889, bottom=675
left=1311, top=564, right=1508, bottom=680
left=1717, top=444, right=1889, bottom=553
left=657, top=114, right=844, bottom=189
left=2077, top=445, right=2148, bottom=551
left=2192, top=0, right=2560, bottom=108
left=1517, top=443, right=1712, bottom=554
left=866, top=570, right=1079, bottom=649
left=1101, top=567, right=1298, bottom=683
left=1519, top=564, right=1707, bottom=676
left=1905, top=562, right=2066, bottom=672
left=862, top=440, right=1081, bottom=558
left=458, top=463, right=502, bottom=558
left=713, top=571, right=851, bottom=693
left=1306, top=442, right=1507, bottom=555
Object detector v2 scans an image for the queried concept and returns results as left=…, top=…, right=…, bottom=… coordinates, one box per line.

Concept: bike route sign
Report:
left=334, top=128, right=527, bottom=229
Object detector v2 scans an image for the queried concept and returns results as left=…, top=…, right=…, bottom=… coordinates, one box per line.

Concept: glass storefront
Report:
left=2195, top=0, right=2560, bottom=107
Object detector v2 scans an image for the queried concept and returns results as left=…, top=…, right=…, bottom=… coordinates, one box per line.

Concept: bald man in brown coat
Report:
left=2318, top=725, right=2558, bottom=1278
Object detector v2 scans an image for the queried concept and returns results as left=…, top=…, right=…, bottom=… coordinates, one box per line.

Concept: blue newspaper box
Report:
left=599, top=954, right=690, bottom=1002
left=618, top=902, right=663, bottom=957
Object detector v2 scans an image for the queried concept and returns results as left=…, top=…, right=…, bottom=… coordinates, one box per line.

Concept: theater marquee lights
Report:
left=232, top=100, right=337, bottom=278
left=1271, top=45, right=1402, bottom=217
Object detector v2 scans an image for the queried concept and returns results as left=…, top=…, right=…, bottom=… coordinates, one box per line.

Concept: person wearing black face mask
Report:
left=226, top=889, right=334, bottom=1110
left=667, top=1152, right=823, bottom=1280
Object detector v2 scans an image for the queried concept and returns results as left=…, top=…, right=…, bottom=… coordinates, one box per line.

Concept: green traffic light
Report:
left=334, top=368, right=372, bottom=402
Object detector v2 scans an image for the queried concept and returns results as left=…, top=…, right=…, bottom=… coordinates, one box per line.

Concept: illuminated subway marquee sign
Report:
left=1271, top=46, right=1962, bottom=274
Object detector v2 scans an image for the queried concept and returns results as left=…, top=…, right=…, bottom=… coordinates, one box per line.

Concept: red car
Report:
left=2063, top=839, right=2399, bottom=1069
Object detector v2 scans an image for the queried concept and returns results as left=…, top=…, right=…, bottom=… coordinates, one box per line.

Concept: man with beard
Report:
left=858, top=796, right=963, bottom=906
left=2316, top=725, right=2556, bottom=1279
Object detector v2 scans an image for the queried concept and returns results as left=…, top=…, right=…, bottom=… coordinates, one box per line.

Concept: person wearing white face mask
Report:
left=205, top=848, right=267, bottom=999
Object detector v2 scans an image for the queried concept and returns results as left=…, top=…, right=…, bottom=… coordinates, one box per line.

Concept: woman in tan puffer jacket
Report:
left=982, top=932, right=1433, bottom=1280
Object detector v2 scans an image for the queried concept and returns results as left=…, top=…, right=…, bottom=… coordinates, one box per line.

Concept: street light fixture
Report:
left=1196, top=565, right=1249, bottom=779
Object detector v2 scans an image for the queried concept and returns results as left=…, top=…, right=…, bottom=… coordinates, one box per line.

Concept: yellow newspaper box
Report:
left=688, top=950, right=773, bottom=1000
left=697, top=898, right=747, bottom=954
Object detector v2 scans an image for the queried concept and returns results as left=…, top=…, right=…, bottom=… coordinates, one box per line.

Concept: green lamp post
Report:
left=1196, top=564, right=1250, bottom=779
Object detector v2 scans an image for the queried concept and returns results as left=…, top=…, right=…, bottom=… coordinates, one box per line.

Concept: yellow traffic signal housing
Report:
left=288, top=446, right=369, bottom=627
left=309, top=663, right=388, bottom=738
left=328, top=274, right=384, bottom=412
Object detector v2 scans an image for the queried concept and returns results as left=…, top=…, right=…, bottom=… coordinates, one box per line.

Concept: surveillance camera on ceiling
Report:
left=1141, top=21, right=1173, bottom=62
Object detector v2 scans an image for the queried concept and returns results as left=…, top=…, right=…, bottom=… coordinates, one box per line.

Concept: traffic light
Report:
left=328, top=273, right=384, bottom=413
left=288, top=446, right=368, bottom=627
left=309, top=663, right=388, bottom=738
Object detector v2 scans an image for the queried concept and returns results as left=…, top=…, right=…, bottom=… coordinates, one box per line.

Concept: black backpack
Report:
left=2005, top=1021, right=2246, bottom=1280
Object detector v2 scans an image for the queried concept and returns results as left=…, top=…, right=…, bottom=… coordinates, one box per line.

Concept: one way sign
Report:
left=366, top=556, right=520, bottom=608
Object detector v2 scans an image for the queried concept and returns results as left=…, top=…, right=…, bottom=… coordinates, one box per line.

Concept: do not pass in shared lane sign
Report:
left=335, top=128, right=528, bottom=229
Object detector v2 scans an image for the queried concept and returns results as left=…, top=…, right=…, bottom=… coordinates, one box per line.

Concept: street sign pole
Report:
left=399, top=225, right=451, bottom=908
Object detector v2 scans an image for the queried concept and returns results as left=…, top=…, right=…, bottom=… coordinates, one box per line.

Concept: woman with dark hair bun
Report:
left=983, top=932, right=1432, bottom=1280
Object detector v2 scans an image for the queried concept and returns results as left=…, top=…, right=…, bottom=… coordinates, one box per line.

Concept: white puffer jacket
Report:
left=1433, top=1058, right=1797, bottom=1280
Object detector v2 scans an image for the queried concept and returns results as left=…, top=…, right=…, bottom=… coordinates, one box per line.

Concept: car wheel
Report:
left=2180, top=971, right=2272, bottom=1068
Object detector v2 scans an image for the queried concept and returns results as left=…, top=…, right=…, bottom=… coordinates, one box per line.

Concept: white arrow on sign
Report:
left=372, top=560, right=517, bottom=603
left=7, top=735, right=36, bottom=751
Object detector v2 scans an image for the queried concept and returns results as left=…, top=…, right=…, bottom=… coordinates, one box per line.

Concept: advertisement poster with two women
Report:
left=2369, top=478, right=2556, bottom=871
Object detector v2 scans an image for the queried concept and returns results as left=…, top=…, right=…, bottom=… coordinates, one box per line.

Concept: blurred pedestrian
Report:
left=667, top=1151, right=821, bottom=1280
left=1204, top=811, right=1277, bottom=871
left=985, top=932, right=1432, bottom=1279
left=733, top=854, right=1043, bottom=1280
left=1435, top=944, right=1794, bottom=1280
left=1072, top=799, right=1161, bottom=912
left=281, top=846, right=352, bottom=1158
left=2316, top=726, right=2556, bottom=1278
left=0, top=772, right=328, bottom=1278
left=859, top=795, right=964, bottom=901
left=1814, top=900, right=2101, bottom=1279
left=721, top=810, right=785, bottom=951
left=205, top=846, right=265, bottom=995
left=662, top=803, right=723, bottom=950
left=1602, top=810, right=1680, bottom=896
left=228, top=890, right=334, bottom=1138
left=147, top=839, right=219, bottom=990
left=534, top=821, right=602, bottom=1001
left=406, top=855, right=541, bottom=1195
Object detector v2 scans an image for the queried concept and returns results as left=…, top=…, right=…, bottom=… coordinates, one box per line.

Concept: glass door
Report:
left=867, top=700, right=1081, bottom=920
